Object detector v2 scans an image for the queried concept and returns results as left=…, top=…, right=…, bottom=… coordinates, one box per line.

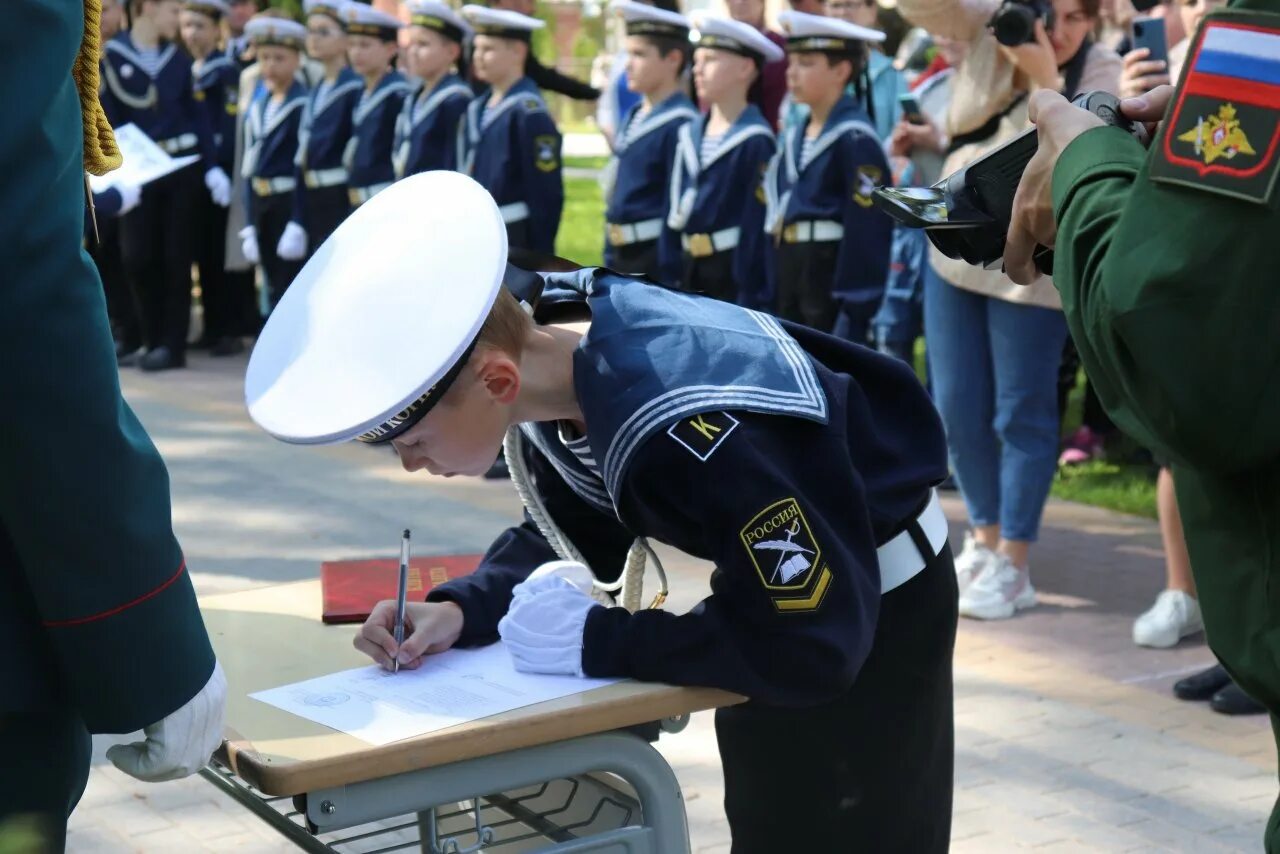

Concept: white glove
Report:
left=514, top=560, right=596, bottom=601
left=116, top=182, right=142, bottom=216
left=204, top=167, right=232, bottom=207
left=106, top=661, right=227, bottom=782
left=239, top=225, right=260, bottom=265
left=499, top=579, right=600, bottom=676
left=276, top=221, right=308, bottom=261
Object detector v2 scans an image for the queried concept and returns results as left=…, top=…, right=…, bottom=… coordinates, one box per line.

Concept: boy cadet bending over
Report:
left=343, top=3, right=410, bottom=208
left=392, top=1, right=474, bottom=179
left=245, top=171, right=957, bottom=852
left=599, top=0, right=698, bottom=284
left=668, top=13, right=781, bottom=309
left=764, top=12, right=893, bottom=338
left=459, top=5, right=564, bottom=254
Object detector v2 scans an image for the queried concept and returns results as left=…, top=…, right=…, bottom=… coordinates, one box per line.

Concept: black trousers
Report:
left=717, top=544, right=958, bottom=853
left=252, top=191, right=305, bottom=310
left=303, top=185, right=352, bottom=258
left=87, top=215, right=141, bottom=351
left=604, top=239, right=659, bottom=281
left=0, top=707, right=92, bottom=854
left=118, top=165, right=200, bottom=354
left=681, top=249, right=737, bottom=304
left=776, top=241, right=839, bottom=333
left=192, top=188, right=234, bottom=342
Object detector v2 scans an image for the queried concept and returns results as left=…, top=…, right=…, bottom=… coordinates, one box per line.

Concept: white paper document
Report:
left=250, top=642, right=620, bottom=746
left=88, top=123, right=199, bottom=193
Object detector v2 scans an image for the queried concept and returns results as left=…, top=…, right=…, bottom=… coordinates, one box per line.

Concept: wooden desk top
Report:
left=203, top=580, right=743, bottom=796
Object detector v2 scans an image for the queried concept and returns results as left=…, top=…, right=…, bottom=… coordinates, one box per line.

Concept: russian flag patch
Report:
left=1152, top=11, right=1280, bottom=203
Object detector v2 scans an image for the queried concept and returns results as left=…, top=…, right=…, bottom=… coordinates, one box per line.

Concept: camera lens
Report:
left=992, top=1, right=1037, bottom=45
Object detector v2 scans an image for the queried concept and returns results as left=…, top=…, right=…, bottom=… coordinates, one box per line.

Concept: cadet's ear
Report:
left=476, top=350, right=521, bottom=405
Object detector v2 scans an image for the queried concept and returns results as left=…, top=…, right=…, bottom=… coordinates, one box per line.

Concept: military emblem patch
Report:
left=534, top=134, right=559, bottom=173
left=667, top=411, right=739, bottom=461
left=853, top=164, right=881, bottom=208
left=1151, top=13, right=1280, bottom=203
left=740, top=498, right=832, bottom=613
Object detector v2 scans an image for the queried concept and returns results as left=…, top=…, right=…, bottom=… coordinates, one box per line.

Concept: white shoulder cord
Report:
left=503, top=427, right=668, bottom=612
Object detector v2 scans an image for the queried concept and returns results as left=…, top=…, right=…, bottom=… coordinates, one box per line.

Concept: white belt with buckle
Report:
left=877, top=490, right=948, bottom=594
left=304, top=167, right=347, bottom=189
left=348, top=182, right=393, bottom=206
left=157, top=133, right=198, bottom=155
left=499, top=201, right=531, bottom=224
left=251, top=176, right=296, bottom=196
left=607, top=218, right=663, bottom=247
left=682, top=226, right=741, bottom=258
left=783, top=219, right=844, bottom=244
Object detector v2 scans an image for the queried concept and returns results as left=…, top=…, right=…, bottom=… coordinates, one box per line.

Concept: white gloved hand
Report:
left=204, top=167, right=232, bottom=207
left=276, top=221, right=308, bottom=261
left=513, top=560, right=596, bottom=601
left=239, top=225, right=260, bottom=265
left=499, top=579, right=601, bottom=676
left=106, top=661, right=227, bottom=782
left=116, top=182, right=142, bottom=216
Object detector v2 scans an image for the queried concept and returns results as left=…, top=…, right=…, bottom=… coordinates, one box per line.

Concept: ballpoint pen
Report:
left=393, top=529, right=410, bottom=673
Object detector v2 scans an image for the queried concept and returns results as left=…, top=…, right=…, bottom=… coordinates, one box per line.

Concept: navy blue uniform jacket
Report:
left=192, top=52, right=240, bottom=169
left=393, top=74, right=472, bottom=178
left=346, top=70, right=412, bottom=190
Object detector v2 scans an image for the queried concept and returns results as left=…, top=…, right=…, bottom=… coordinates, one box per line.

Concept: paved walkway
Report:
left=65, top=353, right=1276, bottom=852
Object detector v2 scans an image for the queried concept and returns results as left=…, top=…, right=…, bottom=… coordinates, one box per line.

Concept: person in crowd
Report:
left=895, top=0, right=1120, bottom=619
left=392, top=1, right=474, bottom=179
left=487, top=0, right=602, bottom=101
left=344, top=3, right=410, bottom=208
left=789, top=0, right=826, bottom=15
left=668, top=13, right=781, bottom=307
left=225, top=0, right=260, bottom=63
left=726, top=0, right=788, bottom=127
left=1117, top=0, right=1221, bottom=97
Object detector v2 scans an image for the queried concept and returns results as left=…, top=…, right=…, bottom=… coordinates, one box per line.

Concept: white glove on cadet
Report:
left=276, top=221, right=308, bottom=261
left=499, top=578, right=601, bottom=676
left=204, top=167, right=232, bottom=207
left=106, top=661, right=227, bottom=782
left=239, top=225, right=260, bottom=265
left=515, top=560, right=596, bottom=600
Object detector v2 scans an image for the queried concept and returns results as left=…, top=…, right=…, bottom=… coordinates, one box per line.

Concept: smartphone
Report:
left=1131, top=16, right=1168, bottom=69
left=898, top=92, right=925, bottom=125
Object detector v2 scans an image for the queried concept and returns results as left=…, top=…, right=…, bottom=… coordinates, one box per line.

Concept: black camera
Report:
left=871, top=91, right=1149, bottom=277
left=990, top=0, right=1054, bottom=46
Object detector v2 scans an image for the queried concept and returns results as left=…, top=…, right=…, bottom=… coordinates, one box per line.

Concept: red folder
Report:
left=320, top=554, right=483, bottom=624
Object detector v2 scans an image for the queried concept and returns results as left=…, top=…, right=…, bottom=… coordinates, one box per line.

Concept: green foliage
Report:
left=555, top=176, right=605, bottom=267
left=266, top=0, right=303, bottom=20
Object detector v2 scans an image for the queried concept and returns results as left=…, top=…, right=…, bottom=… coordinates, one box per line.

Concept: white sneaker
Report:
left=1132, top=589, right=1203, bottom=648
left=953, top=532, right=997, bottom=596
left=958, top=555, right=1036, bottom=620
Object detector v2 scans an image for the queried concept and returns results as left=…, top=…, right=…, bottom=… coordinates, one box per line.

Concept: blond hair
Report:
left=475, top=288, right=533, bottom=357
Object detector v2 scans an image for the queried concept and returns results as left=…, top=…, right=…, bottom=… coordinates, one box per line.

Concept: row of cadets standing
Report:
left=599, top=0, right=698, bottom=285
left=764, top=11, right=892, bottom=338
left=100, top=0, right=233, bottom=371
left=669, top=13, right=782, bottom=309
left=343, top=4, right=411, bottom=209
left=458, top=5, right=564, bottom=255
left=393, top=1, right=474, bottom=178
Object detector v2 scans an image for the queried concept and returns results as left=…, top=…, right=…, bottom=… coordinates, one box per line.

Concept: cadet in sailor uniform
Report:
left=393, top=1, right=474, bottom=179
left=599, top=0, right=697, bottom=284
left=100, top=0, right=233, bottom=371
left=245, top=171, right=957, bottom=854
left=343, top=4, right=410, bottom=208
left=763, top=12, right=893, bottom=340
left=237, top=16, right=309, bottom=308
left=458, top=5, right=563, bottom=254
left=669, top=14, right=781, bottom=309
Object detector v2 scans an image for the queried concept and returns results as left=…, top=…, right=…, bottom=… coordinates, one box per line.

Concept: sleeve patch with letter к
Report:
left=1151, top=11, right=1280, bottom=203
left=740, top=497, right=832, bottom=613
left=667, top=411, right=739, bottom=461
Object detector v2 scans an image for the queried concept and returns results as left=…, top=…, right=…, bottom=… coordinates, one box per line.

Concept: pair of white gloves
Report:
left=106, top=661, right=228, bottom=782
left=498, top=561, right=603, bottom=677
left=204, top=167, right=232, bottom=208
left=239, top=222, right=308, bottom=265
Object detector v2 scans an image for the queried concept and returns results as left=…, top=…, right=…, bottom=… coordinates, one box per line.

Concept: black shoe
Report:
left=189, top=336, right=217, bottom=351
left=210, top=336, right=245, bottom=357
left=1210, top=681, right=1267, bottom=716
left=116, top=346, right=144, bottom=367
left=484, top=455, right=510, bottom=480
left=1173, top=664, right=1232, bottom=701
left=139, top=346, right=186, bottom=372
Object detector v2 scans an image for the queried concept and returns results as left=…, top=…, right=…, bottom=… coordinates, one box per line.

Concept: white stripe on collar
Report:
left=411, top=81, right=472, bottom=128
left=312, top=78, right=362, bottom=118
left=518, top=423, right=615, bottom=514
left=106, top=40, right=178, bottom=79
left=354, top=79, right=411, bottom=125
left=616, top=105, right=699, bottom=154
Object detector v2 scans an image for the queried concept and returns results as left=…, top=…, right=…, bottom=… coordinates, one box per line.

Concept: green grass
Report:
left=1052, top=460, right=1158, bottom=519
left=555, top=177, right=605, bottom=267
left=564, top=155, right=610, bottom=172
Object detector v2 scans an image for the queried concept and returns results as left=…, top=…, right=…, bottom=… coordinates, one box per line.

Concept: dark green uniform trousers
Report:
left=0, top=711, right=92, bottom=853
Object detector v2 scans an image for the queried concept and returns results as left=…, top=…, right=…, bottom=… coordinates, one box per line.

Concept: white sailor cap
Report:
left=406, top=0, right=473, bottom=42
left=303, top=0, right=351, bottom=26
left=245, top=172, right=509, bottom=446
left=183, top=0, right=232, bottom=19
left=460, top=5, right=545, bottom=41
left=611, top=0, right=690, bottom=39
left=777, top=10, right=885, bottom=51
left=245, top=14, right=309, bottom=49
left=689, top=12, right=785, bottom=64
left=343, top=2, right=402, bottom=40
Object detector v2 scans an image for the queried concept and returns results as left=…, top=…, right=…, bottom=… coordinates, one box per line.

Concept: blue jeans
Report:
left=923, top=266, right=1068, bottom=542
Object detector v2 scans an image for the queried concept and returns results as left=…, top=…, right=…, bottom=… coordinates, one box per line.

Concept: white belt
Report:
left=304, top=167, right=348, bottom=189
left=782, top=219, right=844, bottom=244
left=250, top=175, right=296, bottom=196
left=877, top=490, right=947, bottom=594
left=500, top=201, right=531, bottom=224
left=607, top=218, right=663, bottom=247
left=157, top=133, right=198, bottom=154
left=682, top=226, right=741, bottom=258
left=348, top=182, right=393, bottom=206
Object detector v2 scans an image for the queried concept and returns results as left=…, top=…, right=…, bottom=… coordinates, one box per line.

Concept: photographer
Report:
left=896, top=0, right=1119, bottom=620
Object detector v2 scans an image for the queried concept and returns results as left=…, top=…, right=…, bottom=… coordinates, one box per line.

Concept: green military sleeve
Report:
left=0, top=0, right=215, bottom=733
